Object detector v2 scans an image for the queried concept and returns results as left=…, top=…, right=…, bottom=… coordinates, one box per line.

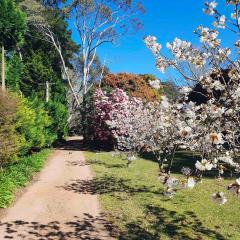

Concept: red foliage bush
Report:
left=102, top=73, right=161, bottom=101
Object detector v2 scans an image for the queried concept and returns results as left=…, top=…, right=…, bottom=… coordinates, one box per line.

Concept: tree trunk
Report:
left=83, top=66, right=88, bottom=95
left=156, top=153, right=164, bottom=173
left=167, top=145, right=178, bottom=174
left=1, top=45, right=5, bottom=91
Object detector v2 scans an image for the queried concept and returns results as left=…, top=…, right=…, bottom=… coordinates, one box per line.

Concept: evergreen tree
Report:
left=0, top=0, right=26, bottom=90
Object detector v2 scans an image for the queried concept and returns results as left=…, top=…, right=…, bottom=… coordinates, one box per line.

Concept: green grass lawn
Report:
left=0, top=149, right=50, bottom=208
left=85, top=151, right=240, bottom=240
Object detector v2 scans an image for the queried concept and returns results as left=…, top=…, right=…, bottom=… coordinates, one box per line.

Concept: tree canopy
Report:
left=0, top=0, right=27, bottom=50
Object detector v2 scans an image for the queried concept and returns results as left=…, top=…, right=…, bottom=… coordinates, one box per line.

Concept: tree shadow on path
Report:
left=0, top=213, right=116, bottom=240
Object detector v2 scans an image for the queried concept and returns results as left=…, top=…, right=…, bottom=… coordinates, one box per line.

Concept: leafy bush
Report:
left=1, top=88, right=68, bottom=158
left=46, top=100, right=69, bottom=140
left=0, top=90, right=21, bottom=166
left=16, top=97, right=53, bottom=154
left=6, top=53, right=24, bottom=91
left=82, top=86, right=97, bottom=144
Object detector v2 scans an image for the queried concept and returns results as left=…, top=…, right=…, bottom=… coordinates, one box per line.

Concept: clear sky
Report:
left=70, top=0, right=236, bottom=84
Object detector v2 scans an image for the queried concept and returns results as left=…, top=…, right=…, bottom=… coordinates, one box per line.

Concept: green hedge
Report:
left=0, top=90, right=67, bottom=166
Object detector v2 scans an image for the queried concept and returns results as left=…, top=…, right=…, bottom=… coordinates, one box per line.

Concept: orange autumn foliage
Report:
left=102, top=73, right=161, bottom=101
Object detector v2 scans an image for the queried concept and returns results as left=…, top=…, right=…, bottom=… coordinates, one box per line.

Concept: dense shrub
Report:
left=46, top=100, right=69, bottom=140
left=0, top=89, right=64, bottom=161
left=16, top=97, right=53, bottom=154
left=6, top=53, right=24, bottom=91
left=82, top=87, right=97, bottom=144
left=102, top=73, right=161, bottom=101
left=0, top=90, right=21, bottom=166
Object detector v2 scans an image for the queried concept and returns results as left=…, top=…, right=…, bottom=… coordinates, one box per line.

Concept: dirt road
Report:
left=0, top=137, right=114, bottom=240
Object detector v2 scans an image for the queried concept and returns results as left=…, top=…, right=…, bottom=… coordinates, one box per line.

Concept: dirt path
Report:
left=0, top=137, right=115, bottom=240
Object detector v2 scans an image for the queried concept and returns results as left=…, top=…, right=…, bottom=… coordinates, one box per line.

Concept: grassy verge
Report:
left=0, top=149, right=50, bottom=208
left=85, top=151, right=240, bottom=240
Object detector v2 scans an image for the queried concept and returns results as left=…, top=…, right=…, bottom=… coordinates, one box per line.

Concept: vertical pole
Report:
left=1, top=45, right=5, bottom=91
left=99, top=57, right=107, bottom=88
left=46, top=81, right=49, bottom=103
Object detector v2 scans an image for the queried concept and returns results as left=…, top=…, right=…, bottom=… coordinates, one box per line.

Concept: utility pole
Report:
left=39, top=81, right=55, bottom=103
left=1, top=45, right=5, bottom=91
left=46, top=81, right=49, bottom=102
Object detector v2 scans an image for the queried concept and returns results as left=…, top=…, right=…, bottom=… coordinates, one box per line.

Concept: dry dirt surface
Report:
left=0, top=137, right=115, bottom=240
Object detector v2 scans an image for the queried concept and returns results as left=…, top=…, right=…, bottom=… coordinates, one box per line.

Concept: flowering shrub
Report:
left=92, top=88, right=130, bottom=144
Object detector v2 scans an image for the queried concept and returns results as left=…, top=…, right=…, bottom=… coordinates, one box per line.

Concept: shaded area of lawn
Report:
left=141, top=151, right=199, bottom=169
left=84, top=151, right=240, bottom=240
left=118, top=206, right=226, bottom=240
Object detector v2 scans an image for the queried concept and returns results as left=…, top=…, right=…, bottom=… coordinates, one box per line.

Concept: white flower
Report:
left=164, top=177, right=179, bottom=188
left=218, top=155, right=237, bottom=167
left=127, top=155, right=136, bottom=162
left=235, top=87, right=240, bottom=98
left=235, top=40, right=240, bottom=48
left=198, top=26, right=220, bottom=48
left=203, top=1, right=217, bottom=15
left=212, top=192, right=227, bottom=205
left=181, top=167, right=192, bottom=176
left=211, top=80, right=225, bottom=90
left=180, top=86, right=192, bottom=95
left=149, top=79, right=161, bottom=90
left=179, top=127, right=192, bottom=138
left=207, top=132, right=224, bottom=145
left=213, top=15, right=226, bottom=29
left=144, top=35, right=162, bottom=56
left=187, top=177, right=196, bottom=189
left=227, top=178, right=240, bottom=195
left=160, top=96, right=170, bottom=109
left=195, top=159, right=213, bottom=171
left=156, top=56, right=171, bottom=73
left=231, top=12, right=237, bottom=19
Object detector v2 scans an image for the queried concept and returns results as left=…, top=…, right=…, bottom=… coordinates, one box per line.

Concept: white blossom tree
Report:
left=144, top=0, right=240, bottom=203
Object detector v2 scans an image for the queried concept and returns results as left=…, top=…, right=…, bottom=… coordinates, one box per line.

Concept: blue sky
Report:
left=70, top=0, right=236, bottom=84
